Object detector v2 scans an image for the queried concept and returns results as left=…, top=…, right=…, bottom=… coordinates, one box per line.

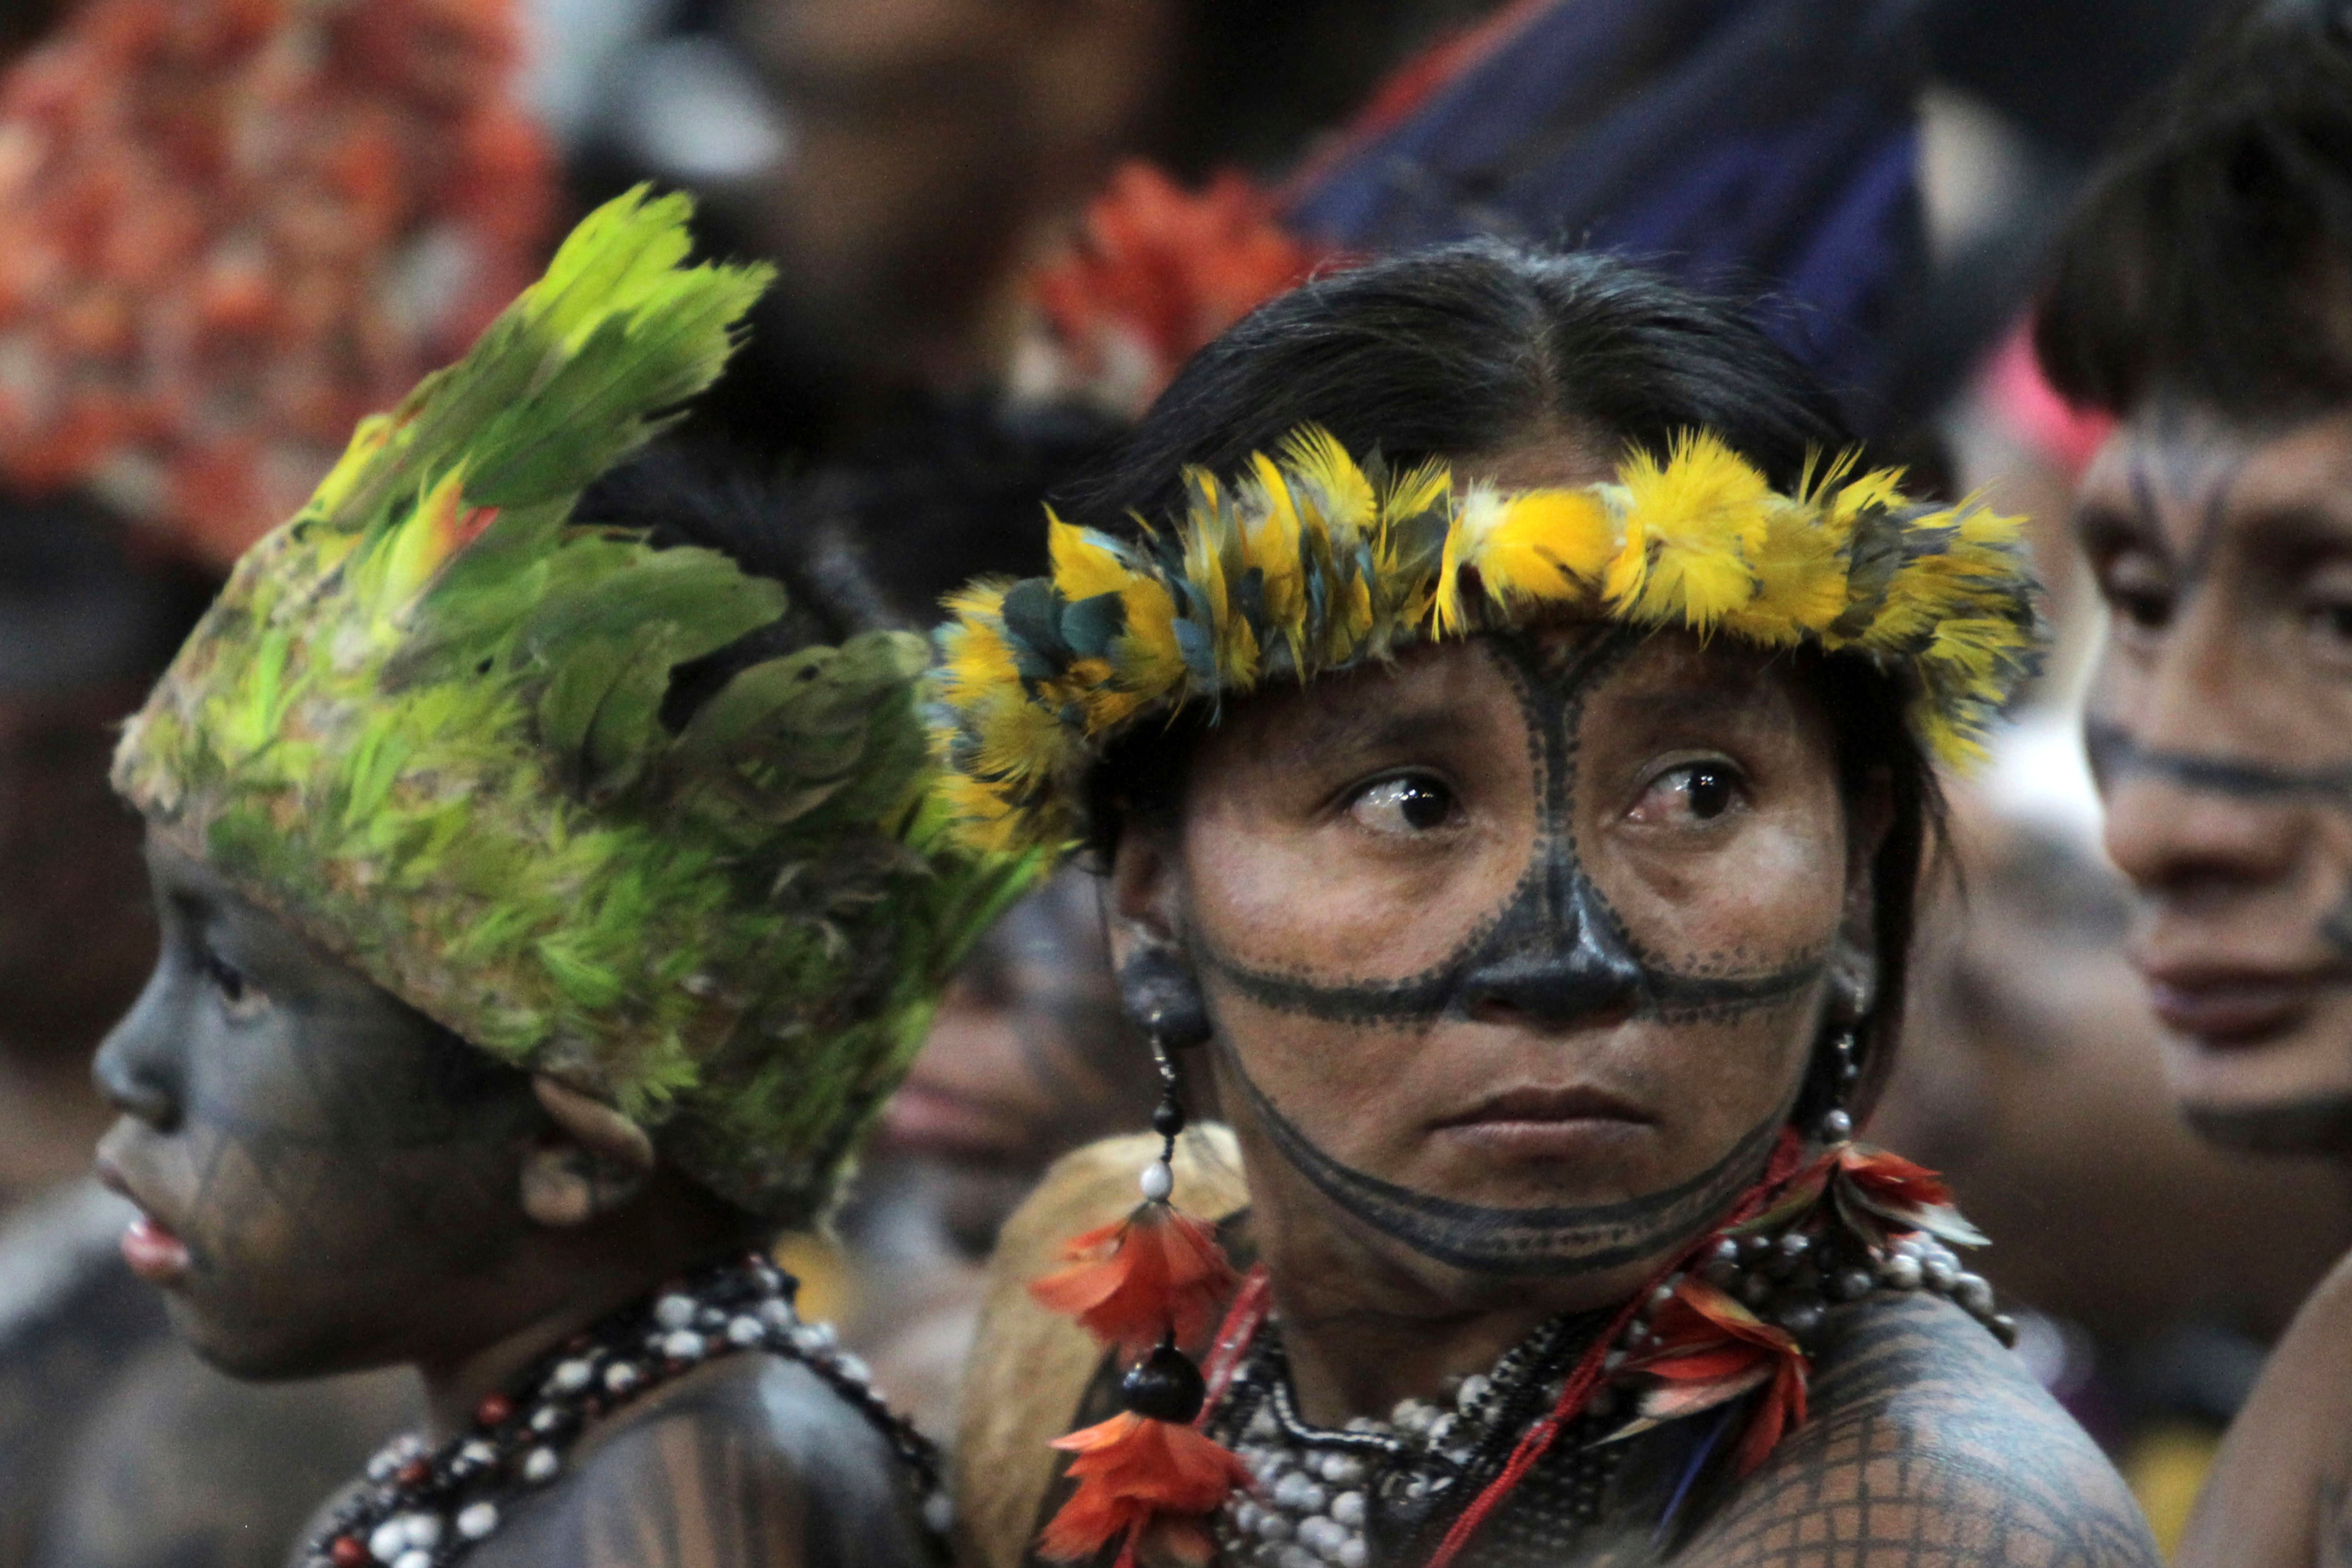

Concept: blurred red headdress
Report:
left=0, top=0, right=552, bottom=566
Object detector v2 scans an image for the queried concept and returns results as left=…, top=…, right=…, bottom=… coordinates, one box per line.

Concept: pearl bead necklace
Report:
left=1208, top=1202, right=2012, bottom=1568
left=304, top=1256, right=946, bottom=1568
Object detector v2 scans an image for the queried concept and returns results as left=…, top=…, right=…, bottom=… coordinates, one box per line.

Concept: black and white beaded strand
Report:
left=304, top=1255, right=948, bottom=1568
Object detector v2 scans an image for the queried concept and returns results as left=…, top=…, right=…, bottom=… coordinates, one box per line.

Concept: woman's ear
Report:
left=519, top=1077, right=657, bottom=1229
left=1102, top=815, right=1184, bottom=973
left=1102, top=817, right=1214, bottom=1048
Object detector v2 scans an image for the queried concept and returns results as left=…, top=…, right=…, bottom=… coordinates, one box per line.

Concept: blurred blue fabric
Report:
left=1285, top=0, right=1928, bottom=434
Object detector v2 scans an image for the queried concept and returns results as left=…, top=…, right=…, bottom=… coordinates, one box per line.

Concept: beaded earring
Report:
left=1816, top=1027, right=1860, bottom=1144
left=1029, top=947, right=1251, bottom=1568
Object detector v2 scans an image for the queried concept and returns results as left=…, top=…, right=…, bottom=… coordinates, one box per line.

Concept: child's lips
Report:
left=119, top=1212, right=191, bottom=1286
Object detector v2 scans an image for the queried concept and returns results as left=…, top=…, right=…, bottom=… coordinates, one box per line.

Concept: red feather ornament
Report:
left=1029, top=1200, right=1240, bottom=1358
left=1624, top=1278, right=1810, bottom=1476
left=1038, top=1412, right=1253, bottom=1568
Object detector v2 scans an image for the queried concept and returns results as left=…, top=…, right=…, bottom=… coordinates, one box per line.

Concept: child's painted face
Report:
left=93, top=837, right=540, bottom=1377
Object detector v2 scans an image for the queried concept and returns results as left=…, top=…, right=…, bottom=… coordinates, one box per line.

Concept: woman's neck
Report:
left=1248, top=1170, right=1679, bottom=1426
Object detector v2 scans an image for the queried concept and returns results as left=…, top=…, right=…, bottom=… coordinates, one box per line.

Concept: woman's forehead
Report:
left=1210, top=625, right=1795, bottom=757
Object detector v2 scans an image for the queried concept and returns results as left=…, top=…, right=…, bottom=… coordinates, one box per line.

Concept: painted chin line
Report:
left=2181, top=1093, right=2352, bottom=1156
left=1225, top=1043, right=1789, bottom=1278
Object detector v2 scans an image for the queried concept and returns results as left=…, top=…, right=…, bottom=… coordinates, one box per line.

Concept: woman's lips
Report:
left=119, top=1214, right=191, bottom=1286
left=1431, top=1085, right=1652, bottom=1157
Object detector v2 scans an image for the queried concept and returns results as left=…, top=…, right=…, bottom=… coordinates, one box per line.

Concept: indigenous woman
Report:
left=91, top=191, right=1034, bottom=1568
left=935, top=245, right=2160, bottom=1568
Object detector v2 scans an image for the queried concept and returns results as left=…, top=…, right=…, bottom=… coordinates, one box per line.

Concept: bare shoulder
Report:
left=475, top=1352, right=933, bottom=1568
left=2176, top=1245, right=2352, bottom=1568
left=1680, top=1293, right=2158, bottom=1568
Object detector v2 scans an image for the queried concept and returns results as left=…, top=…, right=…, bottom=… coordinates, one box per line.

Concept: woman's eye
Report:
left=1629, top=763, right=1744, bottom=826
left=1347, top=775, right=1458, bottom=835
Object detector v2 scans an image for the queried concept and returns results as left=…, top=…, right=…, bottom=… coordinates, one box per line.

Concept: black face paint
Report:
left=2087, top=720, right=2352, bottom=803
left=1225, top=1041, right=1787, bottom=1274
left=1196, top=627, right=1828, bottom=1030
left=2087, top=720, right=2352, bottom=961
left=2184, top=1093, right=2352, bottom=1156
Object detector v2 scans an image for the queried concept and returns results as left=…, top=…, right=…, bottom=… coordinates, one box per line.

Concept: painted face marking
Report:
left=2087, top=719, right=2352, bottom=803
left=1192, top=626, right=1830, bottom=1030
left=1224, top=1039, right=1788, bottom=1274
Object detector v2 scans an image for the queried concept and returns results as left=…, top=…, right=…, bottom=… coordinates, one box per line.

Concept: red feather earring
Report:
left=1032, top=951, right=1247, bottom=1568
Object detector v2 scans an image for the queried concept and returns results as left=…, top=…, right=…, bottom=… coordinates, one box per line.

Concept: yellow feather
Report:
left=1608, top=433, right=1772, bottom=629
left=1249, top=453, right=1308, bottom=655
left=1049, top=514, right=1133, bottom=603
left=1113, top=576, right=1183, bottom=689
left=1434, top=485, right=1504, bottom=636
left=1282, top=426, right=1377, bottom=531
left=1478, top=490, right=1612, bottom=600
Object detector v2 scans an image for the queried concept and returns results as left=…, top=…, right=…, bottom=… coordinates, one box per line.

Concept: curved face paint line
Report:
left=2087, top=719, right=2352, bottom=964
left=1228, top=1044, right=1788, bottom=1276
left=2086, top=720, right=2352, bottom=803
left=1193, top=911, right=1826, bottom=1027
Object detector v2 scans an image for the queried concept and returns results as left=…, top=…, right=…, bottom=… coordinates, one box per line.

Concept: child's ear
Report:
left=519, top=1077, right=657, bottom=1228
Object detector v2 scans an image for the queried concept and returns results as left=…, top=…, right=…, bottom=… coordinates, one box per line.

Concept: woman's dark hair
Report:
left=2035, top=0, right=2352, bottom=419
left=1077, top=240, right=1937, bottom=1114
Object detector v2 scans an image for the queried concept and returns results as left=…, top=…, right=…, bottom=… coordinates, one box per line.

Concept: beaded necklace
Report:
left=302, top=1254, right=946, bottom=1568
left=1196, top=1138, right=2013, bottom=1568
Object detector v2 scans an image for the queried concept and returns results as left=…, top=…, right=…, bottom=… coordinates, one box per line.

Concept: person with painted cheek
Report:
left=2033, top=6, right=2352, bottom=1568
left=87, top=189, right=1038, bottom=1568
left=934, top=244, right=2157, bottom=1568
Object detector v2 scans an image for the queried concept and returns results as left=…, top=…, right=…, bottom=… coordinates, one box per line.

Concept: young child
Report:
left=90, top=188, right=1034, bottom=1568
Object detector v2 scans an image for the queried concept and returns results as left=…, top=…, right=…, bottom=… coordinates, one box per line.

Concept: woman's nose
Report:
left=1457, top=874, right=1646, bottom=1025
left=92, top=974, right=181, bottom=1130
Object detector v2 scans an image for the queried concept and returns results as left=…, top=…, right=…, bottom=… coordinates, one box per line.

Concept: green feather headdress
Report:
left=112, top=189, right=1040, bottom=1223
left=931, top=428, right=2043, bottom=854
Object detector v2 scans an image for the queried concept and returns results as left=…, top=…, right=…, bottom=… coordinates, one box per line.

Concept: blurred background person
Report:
left=0, top=0, right=555, bottom=1561
left=2019, top=3, right=2352, bottom=1564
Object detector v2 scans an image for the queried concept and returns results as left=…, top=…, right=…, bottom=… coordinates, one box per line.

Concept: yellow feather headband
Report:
left=928, top=427, right=2042, bottom=853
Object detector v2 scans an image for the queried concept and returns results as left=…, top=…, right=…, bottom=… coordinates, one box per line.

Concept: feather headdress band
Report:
left=931, top=428, right=2041, bottom=853
left=112, top=189, right=1039, bottom=1222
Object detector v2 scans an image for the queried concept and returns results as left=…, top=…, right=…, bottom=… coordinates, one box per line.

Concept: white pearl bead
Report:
left=1330, top=1491, right=1366, bottom=1528
left=1455, top=1373, right=1490, bottom=1412
left=604, top=1362, right=642, bottom=1393
left=835, top=1352, right=872, bottom=1384
left=368, top=1521, right=408, bottom=1563
left=393, top=1552, right=431, bottom=1568
left=1338, top=1538, right=1369, bottom=1568
left=1140, top=1160, right=1175, bottom=1201
left=402, top=1514, right=442, bottom=1549
left=523, top=1446, right=561, bottom=1484
left=728, top=1315, right=765, bottom=1346
left=456, top=1501, right=500, bottom=1540
left=663, top=1329, right=707, bottom=1361
left=551, top=1358, right=593, bottom=1392
left=923, top=1492, right=955, bottom=1534
left=792, top=1322, right=837, bottom=1354
left=760, top=1298, right=798, bottom=1331
left=458, top=1440, right=497, bottom=1469
left=654, top=1294, right=698, bottom=1329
